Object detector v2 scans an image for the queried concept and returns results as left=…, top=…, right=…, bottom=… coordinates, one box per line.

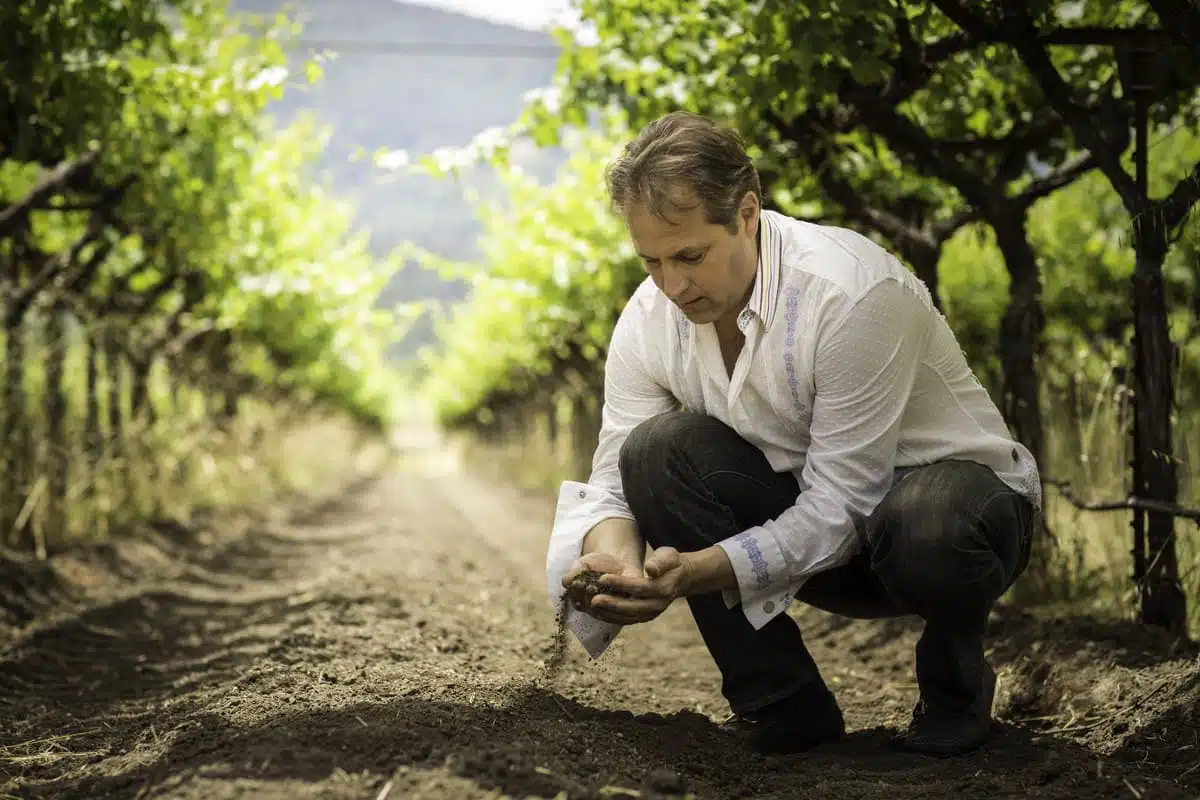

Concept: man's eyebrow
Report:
left=638, top=245, right=708, bottom=260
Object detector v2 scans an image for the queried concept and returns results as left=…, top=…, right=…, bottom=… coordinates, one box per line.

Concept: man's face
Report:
left=624, top=188, right=760, bottom=326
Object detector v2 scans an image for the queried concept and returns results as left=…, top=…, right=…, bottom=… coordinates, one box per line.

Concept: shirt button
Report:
left=579, top=489, right=587, bottom=498
left=762, top=601, right=775, bottom=614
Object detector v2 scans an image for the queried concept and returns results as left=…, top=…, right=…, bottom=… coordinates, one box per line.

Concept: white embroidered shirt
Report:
left=545, top=210, right=1042, bottom=658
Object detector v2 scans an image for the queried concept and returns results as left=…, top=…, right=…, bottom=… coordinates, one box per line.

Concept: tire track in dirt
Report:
left=0, top=432, right=1196, bottom=799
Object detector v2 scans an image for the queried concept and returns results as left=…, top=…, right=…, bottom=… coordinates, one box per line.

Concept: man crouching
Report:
left=546, top=111, right=1038, bottom=758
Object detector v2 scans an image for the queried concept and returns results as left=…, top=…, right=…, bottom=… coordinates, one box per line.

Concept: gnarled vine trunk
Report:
left=1129, top=219, right=1185, bottom=635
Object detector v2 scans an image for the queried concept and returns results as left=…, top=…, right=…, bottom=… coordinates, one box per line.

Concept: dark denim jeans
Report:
left=618, top=411, right=1034, bottom=716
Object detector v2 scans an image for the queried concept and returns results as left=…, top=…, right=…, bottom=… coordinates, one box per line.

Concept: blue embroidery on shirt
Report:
left=782, top=286, right=804, bottom=413
left=737, top=532, right=771, bottom=589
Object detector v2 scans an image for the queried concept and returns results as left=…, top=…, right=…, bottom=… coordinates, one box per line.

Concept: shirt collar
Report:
left=737, top=209, right=785, bottom=331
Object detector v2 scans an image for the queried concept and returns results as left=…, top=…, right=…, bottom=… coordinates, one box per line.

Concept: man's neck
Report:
left=726, top=254, right=759, bottom=331
left=714, top=304, right=746, bottom=344
left=715, top=220, right=762, bottom=336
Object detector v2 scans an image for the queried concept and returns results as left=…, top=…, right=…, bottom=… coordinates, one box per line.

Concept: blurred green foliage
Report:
left=1, top=0, right=404, bottom=430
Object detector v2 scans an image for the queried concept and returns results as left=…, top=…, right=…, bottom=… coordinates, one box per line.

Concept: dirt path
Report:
left=1, top=430, right=1198, bottom=799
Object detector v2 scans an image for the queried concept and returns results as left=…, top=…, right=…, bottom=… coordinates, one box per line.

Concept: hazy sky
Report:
left=397, top=0, right=582, bottom=32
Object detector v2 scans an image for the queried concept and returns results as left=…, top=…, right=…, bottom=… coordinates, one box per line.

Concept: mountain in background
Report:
left=228, top=0, right=569, bottom=356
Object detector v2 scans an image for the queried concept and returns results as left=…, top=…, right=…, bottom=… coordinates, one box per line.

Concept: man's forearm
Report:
left=680, top=546, right=738, bottom=596
left=582, top=517, right=646, bottom=566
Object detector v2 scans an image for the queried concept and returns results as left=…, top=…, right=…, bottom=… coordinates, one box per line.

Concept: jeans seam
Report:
left=699, top=468, right=786, bottom=493
left=975, top=488, right=1030, bottom=544
left=673, top=454, right=745, bottom=544
left=975, top=487, right=1034, bottom=589
left=973, top=488, right=1016, bottom=523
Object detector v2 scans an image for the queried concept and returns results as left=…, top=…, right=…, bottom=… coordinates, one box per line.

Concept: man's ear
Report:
left=738, top=190, right=760, bottom=236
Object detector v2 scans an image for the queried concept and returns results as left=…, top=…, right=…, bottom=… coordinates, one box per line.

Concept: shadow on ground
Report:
left=14, top=686, right=1172, bottom=800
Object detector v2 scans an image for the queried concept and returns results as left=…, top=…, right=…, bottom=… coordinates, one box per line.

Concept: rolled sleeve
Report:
left=716, top=276, right=933, bottom=629
left=545, top=481, right=631, bottom=658
left=544, top=289, right=678, bottom=656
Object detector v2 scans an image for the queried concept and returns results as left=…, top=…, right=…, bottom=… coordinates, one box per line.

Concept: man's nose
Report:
left=661, top=263, right=689, bottom=301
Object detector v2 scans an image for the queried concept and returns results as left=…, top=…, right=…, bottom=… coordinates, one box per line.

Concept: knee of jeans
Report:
left=870, top=461, right=993, bottom=564
left=618, top=412, right=706, bottom=501
left=869, top=514, right=963, bottom=580
left=869, top=509, right=1005, bottom=626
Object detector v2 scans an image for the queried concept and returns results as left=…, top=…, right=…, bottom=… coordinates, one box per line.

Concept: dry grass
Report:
left=1038, top=379, right=1199, bottom=634
left=144, top=404, right=396, bottom=520
left=0, top=730, right=107, bottom=771
left=4, top=325, right=398, bottom=556
left=10, top=402, right=396, bottom=557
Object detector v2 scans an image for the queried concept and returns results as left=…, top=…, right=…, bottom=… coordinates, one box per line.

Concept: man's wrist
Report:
left=678, top=546, right=737, bottom=596
left=582, top=517, right=646, bottom=568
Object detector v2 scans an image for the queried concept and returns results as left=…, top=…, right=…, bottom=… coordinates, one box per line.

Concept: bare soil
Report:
left=1, top=435, right=1198, bottom=799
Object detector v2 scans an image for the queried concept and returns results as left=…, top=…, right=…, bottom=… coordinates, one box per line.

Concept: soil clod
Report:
left=645, top=767, right=686, bottom=794
left=571, top=569, right=635, bottom=599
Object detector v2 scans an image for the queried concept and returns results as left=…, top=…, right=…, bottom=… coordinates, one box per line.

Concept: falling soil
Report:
left=546, top=598, right=573, bottom=678
left=1, top=438, right=1198, bottom=799
left=533, top=596, right=572, bottom=691
left=540, top=571, right=633, bottom=691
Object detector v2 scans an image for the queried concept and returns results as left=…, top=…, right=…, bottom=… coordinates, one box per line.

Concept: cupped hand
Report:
left=562, top=551, right=642, bottom=617
left=586, top=546, right=691, bottom=626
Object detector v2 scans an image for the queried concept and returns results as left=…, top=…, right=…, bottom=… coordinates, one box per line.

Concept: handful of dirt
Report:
left=569, top=569, right=634, bottom=599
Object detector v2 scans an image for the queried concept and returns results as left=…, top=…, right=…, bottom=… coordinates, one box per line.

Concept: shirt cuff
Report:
left=716, top=526, right=795, bottom=629
left=545, top=480, right=629, bottom=658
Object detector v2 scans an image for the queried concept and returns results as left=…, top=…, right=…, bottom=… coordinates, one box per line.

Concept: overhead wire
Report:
left=286, top=39, right=562, bottom=57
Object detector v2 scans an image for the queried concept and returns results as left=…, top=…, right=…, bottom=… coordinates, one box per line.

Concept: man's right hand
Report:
left=563, top=551, right=643, bottom=615
left=561, top=517, right=645, bottom=619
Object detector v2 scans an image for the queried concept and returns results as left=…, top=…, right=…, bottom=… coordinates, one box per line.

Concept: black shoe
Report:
left=904, top=659, right=996, bottom=756
left=719, top=682, right=846, bottom=755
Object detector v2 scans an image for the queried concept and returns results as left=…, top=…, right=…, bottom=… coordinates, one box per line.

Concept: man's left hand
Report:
left=588, top=546, right=692, bottom=625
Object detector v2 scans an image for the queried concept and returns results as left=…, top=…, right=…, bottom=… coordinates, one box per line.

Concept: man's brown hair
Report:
left=605, top=111, right=762, bottom=233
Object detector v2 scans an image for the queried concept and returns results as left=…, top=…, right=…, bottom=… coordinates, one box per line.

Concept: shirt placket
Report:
left=726, top=308, right=760, bottom=423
